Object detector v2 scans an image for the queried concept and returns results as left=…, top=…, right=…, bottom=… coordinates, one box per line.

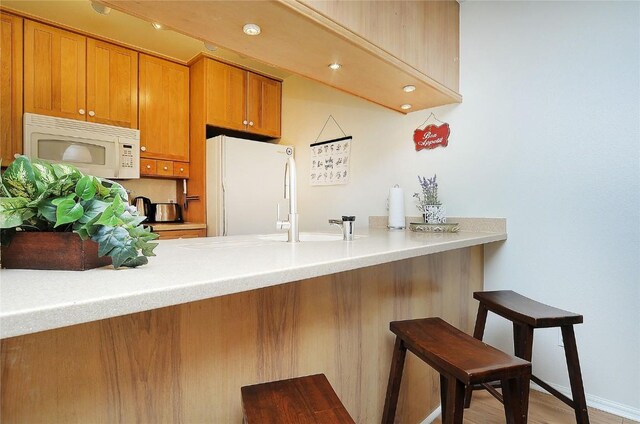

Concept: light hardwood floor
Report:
left=431, top=390, right=638, bottom=424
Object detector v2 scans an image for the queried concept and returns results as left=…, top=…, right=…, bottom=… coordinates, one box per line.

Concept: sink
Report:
left=178, top=232, right=356, bottom=250
left=257, top=232, right=346, bottom=242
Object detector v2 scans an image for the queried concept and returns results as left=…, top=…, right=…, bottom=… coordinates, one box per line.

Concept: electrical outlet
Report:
left=558, top=328, right=564, bottom=347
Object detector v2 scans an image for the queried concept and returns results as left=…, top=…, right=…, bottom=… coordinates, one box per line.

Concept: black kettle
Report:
left=132, top=196, right=152, bottom=221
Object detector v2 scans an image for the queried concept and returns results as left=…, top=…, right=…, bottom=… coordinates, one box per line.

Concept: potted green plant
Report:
left=0, top=156, right=158, bottom=270
left=413, top=174, right=446, bottom=224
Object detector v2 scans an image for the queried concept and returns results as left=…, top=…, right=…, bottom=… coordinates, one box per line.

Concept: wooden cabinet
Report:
left=297, top=0, right=460, bottom=93
left=140, top=159, right=189, bottom=178
left=86, top=39, right=138, bottom=128
left=140, top=158, right=157, bottom=175
left=173, top=162, right=189, bottom=178
left=0, top=12, right=23, bottom=167
left=139, top=54, right=190, bottom=171
left=95, top=1, right=460, bottom=113
left=247, top=72, right=281, bottom=137
left=206, top=59, right=246, bottom=132
left=24, top=20, right=86, bottom=121
left=154, top=228, right=205, bottom=239
left=24, top=20, right=138, bottom=128
left=205, top=59, right=281, bottom=137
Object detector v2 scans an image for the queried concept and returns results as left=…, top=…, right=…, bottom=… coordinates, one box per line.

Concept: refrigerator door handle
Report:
left=222, top=175, right=227, bottom=236
left=221, top=138, right=228, bottom=237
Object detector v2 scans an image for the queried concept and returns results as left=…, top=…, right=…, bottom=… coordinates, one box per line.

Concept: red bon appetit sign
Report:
left=413, top=123, right=450, bottom=151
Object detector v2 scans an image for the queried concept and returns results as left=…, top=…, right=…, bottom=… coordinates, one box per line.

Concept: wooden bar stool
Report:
left=467, top=290, right=590, bottom=424
left=382, top=317, right=531, bottom=424
left=241, top=373, right=355, bottom=423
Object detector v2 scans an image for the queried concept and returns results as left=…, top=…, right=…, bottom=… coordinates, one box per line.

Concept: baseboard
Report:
left=419, top=405, right=442, bottom=424
left=531, top=382, right=640, bottom=422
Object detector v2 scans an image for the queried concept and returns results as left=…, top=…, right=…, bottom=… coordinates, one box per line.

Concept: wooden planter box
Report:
left=1, top=232, right=112, bottom=271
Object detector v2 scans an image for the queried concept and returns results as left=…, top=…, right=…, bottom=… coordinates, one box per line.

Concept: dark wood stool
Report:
left=382, top=317, right=531, bottom=424
left=467, top=290, right=590, bottom=424
left=241, top=373, right=355, bottom=423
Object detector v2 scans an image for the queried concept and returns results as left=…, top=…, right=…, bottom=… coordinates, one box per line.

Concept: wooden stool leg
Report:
left=473, top=303, right=489, bottom=341
left=440, top=375, right=449, bottom=423
left=561, top=325, right=590, bottom=424
left=512, top=322, right=534, bottom=419
left=441, top=375, right=465, bottom=424
left=502, top=375, right=530, bottom=424
left=382, top=336, right=408, bottom=424
left=512, top=322, right=534, bottom=361
left=464, top=303, right=489, bottom=408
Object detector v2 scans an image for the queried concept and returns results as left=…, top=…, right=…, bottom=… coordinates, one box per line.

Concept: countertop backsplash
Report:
left=120, top=178, right=178, bottom=204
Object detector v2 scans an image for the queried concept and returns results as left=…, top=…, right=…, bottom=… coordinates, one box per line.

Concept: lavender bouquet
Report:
left=413, top=174, right=446, bottom=224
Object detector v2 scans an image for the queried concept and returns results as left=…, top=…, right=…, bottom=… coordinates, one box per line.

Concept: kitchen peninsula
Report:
left=1, top=219, right=505, bottom=423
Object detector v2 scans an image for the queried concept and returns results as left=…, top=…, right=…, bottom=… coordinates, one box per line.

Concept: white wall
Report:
left=281, top=1, right=640, bottom=417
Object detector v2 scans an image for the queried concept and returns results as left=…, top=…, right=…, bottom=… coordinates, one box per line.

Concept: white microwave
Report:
left=23, top=113, right=140, bottom=179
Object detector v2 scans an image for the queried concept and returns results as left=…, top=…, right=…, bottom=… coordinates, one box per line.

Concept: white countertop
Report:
left=0, top=226, right=506, bottom=339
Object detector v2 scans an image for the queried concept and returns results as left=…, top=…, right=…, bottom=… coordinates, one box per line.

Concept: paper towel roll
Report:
left=388, top=185, right=405, bottom=229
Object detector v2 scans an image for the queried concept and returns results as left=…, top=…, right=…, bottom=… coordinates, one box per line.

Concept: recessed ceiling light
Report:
left=204, top=42, right=217, bottom=52
left=400, top=104, right=412, bottom=110
left=243, top=23, right=261, bottom=36
left=328, top=63, right=341, bottom=70
left=90, top=1, right=111, bottom=15
left=403, top=85, right=416, bottom=93
left=151, top=22, right=164, bottom=30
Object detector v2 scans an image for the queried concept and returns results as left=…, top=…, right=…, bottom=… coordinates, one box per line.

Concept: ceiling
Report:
left=0, top=0, right=289, bottom=79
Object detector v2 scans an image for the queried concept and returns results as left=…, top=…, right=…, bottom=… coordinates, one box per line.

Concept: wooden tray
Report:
left=409, top=222, right=460, bottom=233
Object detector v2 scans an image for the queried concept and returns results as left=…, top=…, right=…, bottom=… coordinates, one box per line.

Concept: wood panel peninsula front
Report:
left=0, top=220, right=506, bottom=423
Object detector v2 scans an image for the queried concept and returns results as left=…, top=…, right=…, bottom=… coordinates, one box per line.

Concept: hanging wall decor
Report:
left=413, top=112, right=450, bottom=151
left=310, top=115, right=352, bottom=186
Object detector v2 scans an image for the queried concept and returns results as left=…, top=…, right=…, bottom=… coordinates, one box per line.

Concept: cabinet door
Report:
left=86, top=39, right=138, bottom=128
left=0, top=13, right=23, bottom=167
left=24, top=20, right=86, bottom=120
left=247, top=73, right=281, bottom=137
left=205, top=59, right=246, bottom=131
left=139, top=54, right=189, bottom=162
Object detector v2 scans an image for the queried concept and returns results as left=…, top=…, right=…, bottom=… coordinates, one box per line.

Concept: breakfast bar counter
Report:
left=1, top=218, right=505, bottom=423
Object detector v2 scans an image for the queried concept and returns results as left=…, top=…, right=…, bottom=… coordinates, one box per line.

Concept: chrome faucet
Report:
left=276, top=156, right=299, bottom=242
left=329, top=216, right=355, bottom=241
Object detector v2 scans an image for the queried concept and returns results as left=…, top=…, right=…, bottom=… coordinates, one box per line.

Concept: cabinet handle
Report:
left=88, top=111, right=95, bottom=117
left=146, top=165, right=151, bottom=169
left=243, top=120, right=248, bottom=125
left=163, top=166, right=168, bottom=170
left=141, top=146, right=147, bottom=152
left=79, top=109, right=85, bottom=115
left=180, top=168, right=184, bottom=172
left=249, top=121, right=254, bottom=126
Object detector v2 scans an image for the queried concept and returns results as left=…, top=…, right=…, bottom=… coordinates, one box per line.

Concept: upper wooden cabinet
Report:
left=206, top=60, right=247, bottom=132
left=0, top=12, right=23, bottom=167
left=24, top=20, right=138, bottom=128
left=100, top=0, right=461, bottom=113
left=138, top=54, right=189, bottom=163
left=299, top=0, right=460, bottom=93
left=24, top=20, right=86, bottom=121
left=86, top=39, right=138, bottom=128
left=247, top=73, right=282, bottom=138
left=205, top=59, right=281, bottom=138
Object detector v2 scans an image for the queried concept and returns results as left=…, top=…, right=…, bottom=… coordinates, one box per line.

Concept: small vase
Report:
left=422, top=205, right=446, bottom=224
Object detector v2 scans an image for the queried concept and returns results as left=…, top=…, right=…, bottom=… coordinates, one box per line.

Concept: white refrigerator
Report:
left=205, top=135, right=294, bottom=236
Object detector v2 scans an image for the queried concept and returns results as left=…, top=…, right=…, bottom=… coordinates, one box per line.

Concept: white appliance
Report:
left=23, top=113, right=140, bottom=179
left=206, top=135, right=294, bottom=236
